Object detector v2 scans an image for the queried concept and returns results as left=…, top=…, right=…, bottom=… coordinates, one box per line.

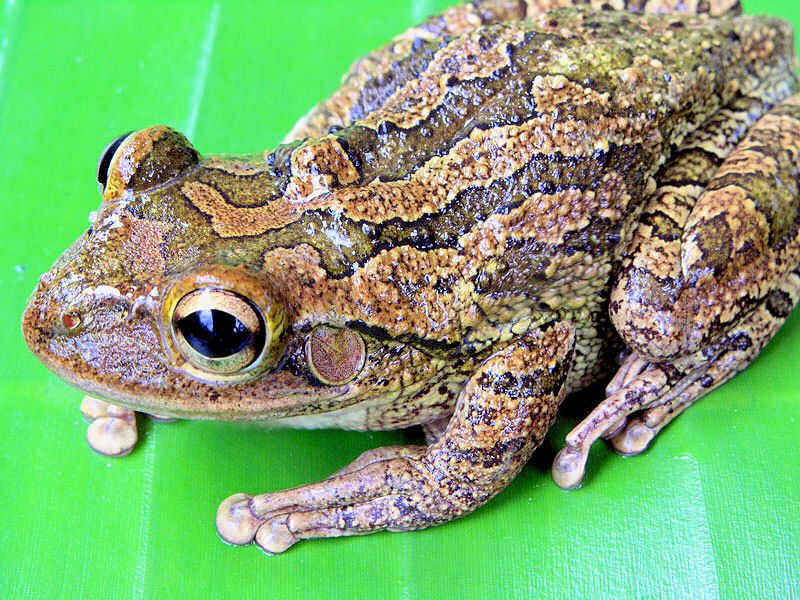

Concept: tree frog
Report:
left=22, top=0, right=800, bottom=553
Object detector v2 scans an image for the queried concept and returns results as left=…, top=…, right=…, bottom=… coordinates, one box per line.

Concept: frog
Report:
left=21, top=0, right=800, bottom=554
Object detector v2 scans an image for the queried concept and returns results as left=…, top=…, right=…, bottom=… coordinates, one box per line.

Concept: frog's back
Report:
left=284, top=9, right=797, bottom=248
left=291, top=8, right=797, bottom=295
left=177, top=8, right=796, bottom=369
left=291, top=9, right=797, bottom=163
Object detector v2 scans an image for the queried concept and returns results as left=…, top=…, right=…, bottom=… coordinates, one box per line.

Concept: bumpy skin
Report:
left=21, top=0, right=800, bottom=552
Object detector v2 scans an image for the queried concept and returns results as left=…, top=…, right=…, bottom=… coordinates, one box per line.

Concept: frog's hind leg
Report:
left=554, top=266, right=800, bottom=488
left=611, top=268, right=800, bottom=455
left=553, top=95, right=800, bottom=488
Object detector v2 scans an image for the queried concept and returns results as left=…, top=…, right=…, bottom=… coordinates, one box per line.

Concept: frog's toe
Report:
left=252, top=495, right=405, bottom=554
left=80, top=395, right=114, bottom=421
left=86, top=416, right=138, bottom=457
left=552, top=447, right=587, bottom=490
left=609, top=418, right=657, bottom=456
left=610, top=400, right=692, bottom=455
left=255, top=519, right=299, bottom=554
left=217, top=493, right=261, bottom=546
left=81, top=396, right=138, bottom=457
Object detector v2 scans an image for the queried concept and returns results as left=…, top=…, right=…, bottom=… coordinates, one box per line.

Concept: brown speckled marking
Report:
left=181, top=181, right=285, bottom=237
left=285, top=137, right=360, bottom=195
left=531, top=73, right=611, bottom=113
left=262, top=243, right=467, bottom=340
left=460, top=173, right=631, bottom=251
left=119, top=216, right=171, bottom=274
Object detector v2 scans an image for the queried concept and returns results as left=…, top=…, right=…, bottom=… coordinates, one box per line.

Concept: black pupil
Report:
left=97, top=131, right=134, bottom=188
left=177, top=309, right=252, bottom=358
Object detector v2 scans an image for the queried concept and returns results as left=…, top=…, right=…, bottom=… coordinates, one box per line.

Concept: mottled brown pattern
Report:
left=194, top=111, right=654, bottom=235
left=261, top=243, right=466, bottom=341
left=362, top=26, right=525, bottom=130
left=120, top=216, right=171, bottom=274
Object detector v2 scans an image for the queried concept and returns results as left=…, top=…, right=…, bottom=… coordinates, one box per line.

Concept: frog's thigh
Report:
left=80, top=396, right=138, bottom=457
left=554, top=265, right=800, bottom=489
left=612, top=94, right=800, bottom=362
left=609, top=94, right=771, bottom=359
left=216, top=322, right=575, bottom=554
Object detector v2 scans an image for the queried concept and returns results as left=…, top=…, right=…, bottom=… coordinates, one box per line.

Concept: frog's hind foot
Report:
left=553, top=267, right=800, bottom=490
left=80, top=396, right=138, bottom=457
left=609, top=395, right=696, bottom=456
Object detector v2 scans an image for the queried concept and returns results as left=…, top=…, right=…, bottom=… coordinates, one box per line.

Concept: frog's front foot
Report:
left=80, top=395, right=177, bottom=456
left=217, top=447, right=454, bottom=554
left=80, top=396, right=138, bottom=457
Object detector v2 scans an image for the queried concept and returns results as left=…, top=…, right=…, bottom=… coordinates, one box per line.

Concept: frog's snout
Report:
left=21, top=267, right=129, bottom=368
left=22, top=275, right=58, bottom=364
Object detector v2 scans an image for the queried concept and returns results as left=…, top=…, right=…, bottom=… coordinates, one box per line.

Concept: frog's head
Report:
left=22, top=126, right=448, bottom=422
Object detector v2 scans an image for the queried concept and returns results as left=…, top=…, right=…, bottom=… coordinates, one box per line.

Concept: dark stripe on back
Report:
left=349, top=37, right=442, bottom=122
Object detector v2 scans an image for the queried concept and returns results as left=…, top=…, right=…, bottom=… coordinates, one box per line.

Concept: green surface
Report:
left=1, top=1, right=799, bottom=598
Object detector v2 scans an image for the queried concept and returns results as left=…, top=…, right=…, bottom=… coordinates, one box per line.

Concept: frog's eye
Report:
left=172, top=289, right=266, bottom=374
left=96, top=131, right=134, bottom=194
left=163, top=265, right=287, bottom=382
left=306, top=326, right=365, bottom=386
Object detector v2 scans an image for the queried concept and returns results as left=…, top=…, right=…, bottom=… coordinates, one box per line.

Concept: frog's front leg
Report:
left=553, top=95, right=800, bottom=488
left=217, top=322, right=575, bottom=553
